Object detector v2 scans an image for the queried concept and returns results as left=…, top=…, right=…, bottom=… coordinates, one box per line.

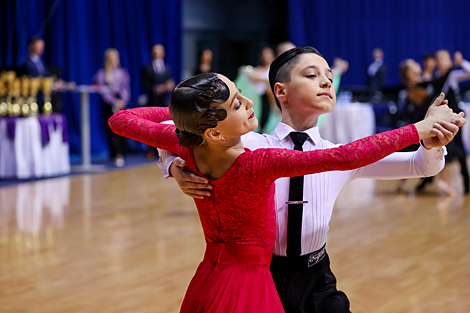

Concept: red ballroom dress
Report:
left=108, top=107, right=419, bottom=313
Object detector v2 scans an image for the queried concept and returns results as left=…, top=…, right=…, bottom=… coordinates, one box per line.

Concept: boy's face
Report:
left=282, top=53, right=336, bottom=115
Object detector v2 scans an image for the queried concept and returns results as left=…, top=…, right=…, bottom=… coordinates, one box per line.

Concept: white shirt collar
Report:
left=273, top=122, right=321, bottom=145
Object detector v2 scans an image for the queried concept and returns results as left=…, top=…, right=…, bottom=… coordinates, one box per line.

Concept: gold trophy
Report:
left=5, top=95, right=13, bottom=116
left=3, top=71, right=16, bottom=85
left=42, top=77, right=54, bottom=115
left=0, top=102, right=6, bottom=116
left=29, top=77, right=41, bottom=115
left=20, top=76, right=31, bottom=117
left=10, top=78, right=21, bottom=116
left=4, top=71, right=17, bottom=116
left=0, top=73, right=7, bottom=116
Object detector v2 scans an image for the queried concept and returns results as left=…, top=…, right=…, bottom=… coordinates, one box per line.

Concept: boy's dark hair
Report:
left=269, top=46, right=323, bottom=110
left=169, top=73, right=229, bottom=148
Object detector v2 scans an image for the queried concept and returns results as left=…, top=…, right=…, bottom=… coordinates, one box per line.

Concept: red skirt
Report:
left=180, top=243, right=284, bottom=313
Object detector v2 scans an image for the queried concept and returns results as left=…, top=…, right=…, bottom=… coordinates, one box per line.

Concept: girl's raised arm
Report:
left=108, top=107, right=182, bottom=155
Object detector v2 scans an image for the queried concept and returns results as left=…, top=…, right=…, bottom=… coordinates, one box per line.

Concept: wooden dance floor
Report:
left=1, top=162, right=469, bottom=313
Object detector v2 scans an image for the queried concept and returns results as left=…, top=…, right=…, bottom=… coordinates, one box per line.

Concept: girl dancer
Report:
left=109, top=71, right=460, bottom=312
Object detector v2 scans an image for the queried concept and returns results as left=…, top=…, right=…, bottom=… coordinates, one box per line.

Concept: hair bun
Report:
left=175, top=128, right=203, bottom=148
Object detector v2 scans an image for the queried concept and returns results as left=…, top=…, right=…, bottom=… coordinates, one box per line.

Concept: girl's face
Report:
left=282, top=53, right=336, bottom=115
left=213, top=74, right=258, bottom=139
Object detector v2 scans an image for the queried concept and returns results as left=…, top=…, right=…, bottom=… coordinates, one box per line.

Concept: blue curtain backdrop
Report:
left=287, top=0, right=470, bottom=87
left=1, top=0, right=181, bottom=155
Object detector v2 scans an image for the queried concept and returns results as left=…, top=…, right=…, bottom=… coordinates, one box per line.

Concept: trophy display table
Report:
left=0, top=114, right=70, bottom=179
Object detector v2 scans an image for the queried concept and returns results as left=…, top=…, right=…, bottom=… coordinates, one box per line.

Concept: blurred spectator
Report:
left=421, top=53, right=436, bottom=82
left=21, top=36, right=74, bottom=112
left=93, top=48, right=130, bottom=168
left=398, top=59, right=428, bottom=124
left=396, top=59, right=434, bottom=193
left=22, top=37, right=51, bottom=77
left=142, top=44, right=175, bottom=159
left=194, top=48, right=213, bottom=75
left=427, top=49, right=470, bottom=194
left=331, top=57, right=349, bottom=92
left=435, top=50, right=470, bottom=100
left=367, top=48, right=387, bottom=101
left=275, top=41, right=296, bottom=56
left=243, top=46, right=276, bottom=132
left=142, top=44, right=174, bottom=108
left=398, top=55, right=470, bottom=195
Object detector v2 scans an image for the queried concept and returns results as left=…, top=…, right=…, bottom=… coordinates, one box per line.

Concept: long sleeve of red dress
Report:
left=251, top=124, right=419, bottom=184
left=109, top=107, right=419, bottom=182
left=108, top=106, right=183, bottom=156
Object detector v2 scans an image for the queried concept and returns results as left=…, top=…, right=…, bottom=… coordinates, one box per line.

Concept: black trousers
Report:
left=102, top=102, right=126, bottom=159
left=270, top=251, right=351, bottom=313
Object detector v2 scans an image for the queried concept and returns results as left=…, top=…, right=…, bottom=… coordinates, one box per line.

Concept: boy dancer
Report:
left=159, top=47, right=465, bottom=312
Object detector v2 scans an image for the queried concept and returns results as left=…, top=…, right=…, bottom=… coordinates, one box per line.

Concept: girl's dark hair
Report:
left=269, top=46, right=323, bottom=110
left=169, top=73, right=229, bottom=148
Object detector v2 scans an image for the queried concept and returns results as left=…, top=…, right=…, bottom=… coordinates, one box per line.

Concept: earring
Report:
left=222, top=136, right=225, bottom=142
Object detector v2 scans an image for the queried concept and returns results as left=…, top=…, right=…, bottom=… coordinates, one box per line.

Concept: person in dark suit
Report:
left=21, top=37, right=74, bottom=112
left=22, top=37, right=58, bottom=112
left=22, top=37, right=51, bottom=78
left=141, top=44, right=175, bottom=158
left=142, top=44, right=175, bottom=108
left=367, top=48, right=387, bottom=101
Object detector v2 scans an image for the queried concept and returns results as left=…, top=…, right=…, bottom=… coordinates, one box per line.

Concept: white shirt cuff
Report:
left=157, top=150, right=176, bottom=179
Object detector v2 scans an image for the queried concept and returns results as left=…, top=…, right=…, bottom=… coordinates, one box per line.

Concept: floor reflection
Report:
left=0, top=176, right=70, bottom=235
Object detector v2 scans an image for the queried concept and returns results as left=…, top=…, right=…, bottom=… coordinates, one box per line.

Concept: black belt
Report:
left=272, top=244, right=326, bottom=272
